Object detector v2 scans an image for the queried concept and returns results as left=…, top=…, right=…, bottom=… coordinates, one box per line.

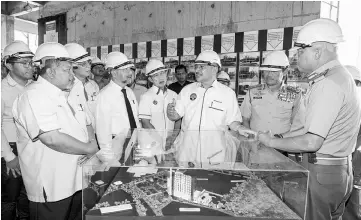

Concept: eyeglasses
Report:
left=8, top=61, right=34, bottom=68
left=294, top=42, right=312, bottom=49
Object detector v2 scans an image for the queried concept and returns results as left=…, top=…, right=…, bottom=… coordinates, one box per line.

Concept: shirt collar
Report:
left=177, top=80, right=190, bottom=86
left=36, top=76, right=63, bottom=97
left=197, top=79, right=219, bottom=89
left=306, top=59, right=341, bottom=84
left=150, top=85, right=167, bottom=95
left=5, top=74, right=30, bottom=87
left=110, top=79, right=127, bottom=90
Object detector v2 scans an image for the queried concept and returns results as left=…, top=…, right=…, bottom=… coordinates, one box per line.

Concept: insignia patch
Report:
left=153, top=100, right=158, bottom=105
left=190, top=93, right=197, bottom=101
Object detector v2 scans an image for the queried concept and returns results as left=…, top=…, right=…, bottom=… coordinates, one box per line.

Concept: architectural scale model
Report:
left=86, top=169, right=302, bottom=219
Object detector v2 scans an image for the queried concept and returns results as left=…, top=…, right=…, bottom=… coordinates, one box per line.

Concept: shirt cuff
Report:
left=3, top=151, right=16, bottom=162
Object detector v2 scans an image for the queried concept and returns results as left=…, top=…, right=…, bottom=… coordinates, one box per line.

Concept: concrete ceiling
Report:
left=2, top=1, right=89, bottom=23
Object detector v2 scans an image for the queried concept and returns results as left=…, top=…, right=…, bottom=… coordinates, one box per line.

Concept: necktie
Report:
left=83, top=86, right=89, bottom=101
left=121, top=88, right=137, bottom=129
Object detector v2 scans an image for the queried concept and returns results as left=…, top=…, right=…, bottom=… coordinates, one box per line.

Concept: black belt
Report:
left=288, top=153, right=351, bottom=165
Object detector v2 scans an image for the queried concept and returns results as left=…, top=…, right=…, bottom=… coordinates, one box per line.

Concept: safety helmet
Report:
left=2, top=40, right=34, bottom=60
left=195, top=50, right=221, bottom=68
left=105, top=52, right=134, bottom=69
left=345, top=65, right=361, bottom=82
left=294, top=18, right=344, bottom=48
left=91, top=57, right=104, bottom=68
left=145, top=59, right=168, bottom=76
left=33, top=42, right=71, bottom=62
left=217, top=71, right=230, bottom=82
left=260, top=51, right=289, bottom=71
left=64, top=43, right=91, bottom=63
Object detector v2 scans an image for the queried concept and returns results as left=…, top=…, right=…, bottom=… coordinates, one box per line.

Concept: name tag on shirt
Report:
left=253, top=96, right=262, bottom=99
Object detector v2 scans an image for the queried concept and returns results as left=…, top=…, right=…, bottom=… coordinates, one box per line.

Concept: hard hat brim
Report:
left=91, top=62, right=105, bottom=67
left=259, top=67, right=283, bottom=71
left=106, top=62, right=134, bottom=70
left=217, top=78, right=230, bottom=82
left=194, top=60, right=221, bottom=68
left=73, top=56, right=92, bottom=63
left=147, top=66, right=169, bottom=76
left=33, top=56, right=72, bottom=63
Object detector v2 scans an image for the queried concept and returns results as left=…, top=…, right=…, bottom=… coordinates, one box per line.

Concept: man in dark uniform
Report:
left=168, top=64, right=192, bottom=94
left=259, top=18, right=361, bottom=220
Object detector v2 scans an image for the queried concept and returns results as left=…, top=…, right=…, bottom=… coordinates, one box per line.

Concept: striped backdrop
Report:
left=86, top=26, right=303, bottom=60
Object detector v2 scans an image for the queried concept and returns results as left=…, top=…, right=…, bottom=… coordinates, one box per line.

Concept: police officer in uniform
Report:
left=240, top=51, right=304, bottom=136
left=258, top=18, right=361, bottom=220
left=167, top=50, right=256, bottom=168
left=94, top=52, right=140, bottom=163
left=1, top=40, right=33, bottom=220
left=12, top=42, right=98, bottom=220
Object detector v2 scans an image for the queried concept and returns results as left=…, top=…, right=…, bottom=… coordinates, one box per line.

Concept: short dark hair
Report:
left=175, top=64, right=187, bottom=73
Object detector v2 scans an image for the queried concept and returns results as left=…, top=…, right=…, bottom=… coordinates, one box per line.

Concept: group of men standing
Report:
left=1, top=18, right=360, bottom=220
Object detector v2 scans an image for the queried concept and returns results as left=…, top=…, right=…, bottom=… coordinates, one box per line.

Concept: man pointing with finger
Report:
left=167, top=50, right=256, bottom=168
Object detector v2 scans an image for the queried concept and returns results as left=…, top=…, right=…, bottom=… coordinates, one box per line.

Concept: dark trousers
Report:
left=300, top=154, right=353, bottom=220
left=343, top=186, right=361, bottom=220
left=1, top=142, right=29, bottom=220
left=29, top=190, right=82, bottom=220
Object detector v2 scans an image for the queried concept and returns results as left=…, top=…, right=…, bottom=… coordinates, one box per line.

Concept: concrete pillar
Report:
left=1, top=15, right=15, bottom=53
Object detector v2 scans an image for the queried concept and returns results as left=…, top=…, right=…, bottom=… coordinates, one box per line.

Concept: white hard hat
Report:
left=2, top=40, right=34, bottom=59
left=145, top=59, right=168, bottom=76
left=217, top=71, right=230, bottom=82
left=345, top=65, right=361, bottom=82
left=260, top=51, right=289, bottom=71
left=105, top=52, right=134, bottom=69
left=91, top=57, right=104, bottom=67
left=33, top=42, right=71, bottom=62
left=195, top=50, right=221, bottom=68
left=294, top=18, right=344, bottom=48
left=64, top=43, right=91, bottom=63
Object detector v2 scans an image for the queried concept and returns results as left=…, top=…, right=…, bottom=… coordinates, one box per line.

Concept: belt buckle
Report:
left=308, top=153, right=317, bottom=164
left=295, top=153, right=303, bottom=162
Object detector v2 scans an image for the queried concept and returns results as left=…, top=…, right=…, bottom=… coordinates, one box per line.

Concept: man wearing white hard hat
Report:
left=1, top=40, right=34, bottom=220
left=91, top=57, right=110, bottom=90
left=65, top=43, right=98, bottom=136
left=94, top=52, right=140, bottom=163
left=240, top=51, right=304, bottom=149
left=167, top=50, right=256, bottom=168
left=343, top=65, right=361, bottom=220
left=139, top=59, right=180, bottom=148
left=12, top=42, right=98, bottom=220
left=258, top=18, right=361, bottom=220
left=217, top=71, right=231, bottom=87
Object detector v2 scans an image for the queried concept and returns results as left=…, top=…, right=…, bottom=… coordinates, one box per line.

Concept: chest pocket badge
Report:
left=190, top=93, right=197, bottom=101
left=153, top=100, right=158, bottom=105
